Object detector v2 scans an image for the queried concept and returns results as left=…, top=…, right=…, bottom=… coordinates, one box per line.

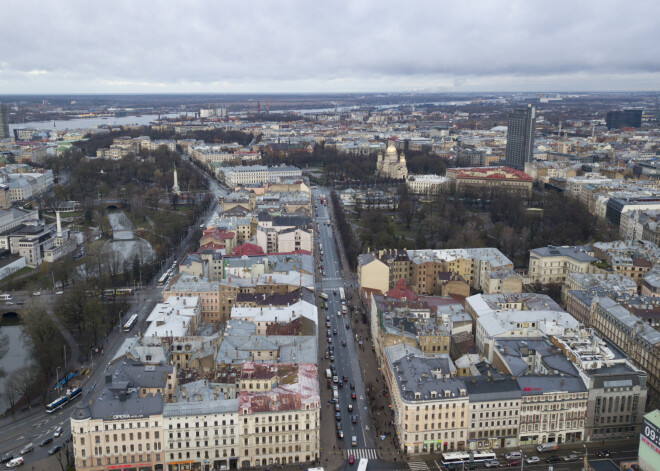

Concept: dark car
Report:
left=342, top=340, right=346, bottom=346
left=337, top=430, right=344, bottom=439
left=597, top=450, right=610, bottom=458
left=351, top=392, right=357, bottom=400
left=350, top=383, right=355, bottom=389
left=507, top=460, right=521, bottom=467
left=48, top=445, right=62, bottom=456
left=346, top=323, right=350, bottom=329
left=351, top=414, right=358, bottom=423
left=343, top=376, right=348, bottom=382
left=0, top=454, right=13, bottom=464
left=336, top=422, right=342, bottom=430
left=40, top=437, right=53, bottom=447
left=333, top=329, right=338, bottom=335
left=546, top=455, right=560, bottom=463
left=335, top=412, right=341, bottom=421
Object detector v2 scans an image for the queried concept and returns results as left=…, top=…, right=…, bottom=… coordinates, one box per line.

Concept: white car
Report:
left=5, top=457, right=23, bottom=468
left=55, top=291, right=63, bottom=295
left=54, top=426, right=63, bottom=437
left=32, top=291, right=41, bottom=296
left=526, top=456, right=540, bottom=464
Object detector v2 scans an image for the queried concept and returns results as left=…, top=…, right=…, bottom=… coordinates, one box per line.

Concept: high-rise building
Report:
left=606, top=109, right=642, bottom=130
left=505, top=104, right=536, bottom=170
left=0, top=104, right=10, bottom=139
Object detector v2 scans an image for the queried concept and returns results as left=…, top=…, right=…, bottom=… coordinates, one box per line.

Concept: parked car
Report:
left=484, top=459, right=500, bottom=468
left=545, top=455, right=560, bottom=463
left=0, top=456, right=12, bottom=465
left=596, top=450, right=610, bottom=458
left=563, top=454, right=579, bottom=462
left=506, top=460, right=520, bottom=467
left=526, top=456, right=540, bottom=464
left=336, top=422, right=342, bottom=430
left=335, top=412, right=341, bottom=421
left=337, top=430, right=344, bottom=439
left=48, top=445, right=61, bottom=456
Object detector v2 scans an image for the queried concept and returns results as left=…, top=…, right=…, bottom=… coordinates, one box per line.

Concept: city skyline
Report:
left=2, top=0, right=660, bottom=94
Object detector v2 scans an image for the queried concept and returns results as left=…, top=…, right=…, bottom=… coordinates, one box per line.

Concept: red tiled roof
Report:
left=232, top=243, right=265, bottom=256
left=385, top=279, right=418, bottom=301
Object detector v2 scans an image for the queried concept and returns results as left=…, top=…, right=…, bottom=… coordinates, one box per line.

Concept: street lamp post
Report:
left=583, top=444, right=588, bottom=471
left=520, top=449, right=524, bottom=471
left=55, top=366, right=61, bottom=395
left=90, top=347, right=95, bottom=372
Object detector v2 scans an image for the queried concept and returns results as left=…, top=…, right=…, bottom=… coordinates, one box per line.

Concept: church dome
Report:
left=385, top=144, right=397, bottom=155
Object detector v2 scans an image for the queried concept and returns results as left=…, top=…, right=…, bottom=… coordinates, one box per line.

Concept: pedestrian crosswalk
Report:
left=408, top=460, right=431, bottom=471
left=346, top=448, right=378, bottom=460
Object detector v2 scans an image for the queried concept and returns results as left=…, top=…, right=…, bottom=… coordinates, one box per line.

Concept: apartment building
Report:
left=384, top=344, right=469, bottom=455
left=528, top=245, right=597, bottom=284
left=357, top=253, right=389, bottom=294
left=70, top=364, right=174, bottom=471
left=591, top=297, right=660, bottom=404
left=237, top=363, right=320, bottom=468
left=445, top=166, right=533, bottom=197
left=464, top=375, right=521, bottom=450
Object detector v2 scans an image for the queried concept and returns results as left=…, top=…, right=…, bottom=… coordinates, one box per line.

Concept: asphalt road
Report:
left=313, top=188, right=378, bottom=463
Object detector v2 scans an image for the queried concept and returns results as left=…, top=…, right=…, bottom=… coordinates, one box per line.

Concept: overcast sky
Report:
left=2, top=0, right=659, bottom=94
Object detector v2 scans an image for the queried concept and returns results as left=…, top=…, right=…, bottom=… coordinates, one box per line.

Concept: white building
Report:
left=406, top=174, right=449, bottom=195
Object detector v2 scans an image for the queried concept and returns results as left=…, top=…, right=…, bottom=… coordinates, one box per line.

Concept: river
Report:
left=9, top=113, right=189, bottom=132
left=0, top=325, right=31, bottom=414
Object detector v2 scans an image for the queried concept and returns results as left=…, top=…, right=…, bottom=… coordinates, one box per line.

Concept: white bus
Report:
left=0, top=294, right=13, bottom=300
left=357, top=458, right=368, bottom=471
left=440, top=451, right=496, bottom=467
left=319, top=292, right=329, bottom=300
left=157, top=271, right=170, bottom=287
left=123, top=313, right=139, bottom=332
left=339, top=287, right=345, bottom=302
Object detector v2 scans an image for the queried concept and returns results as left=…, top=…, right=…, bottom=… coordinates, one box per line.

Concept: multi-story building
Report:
left=0, top=104, right=9, bottom=140
left=70, top=363, right=174, bottom=471
left=505, top=104, right=536, bottom=170
left=384, top=344, right=469, bottom=455
left=606, top=109, right=642, bottom=130
left=406, top=174, right=449, bottom=195
left=237, top=363, right=320, bottom=468
left=445, top=166, right=533, bottom=198
left=464, top=375, right=521, bottom=450
left=591, top=297, right=660, bottom=404
left=528, top=245, right=597, bottom=285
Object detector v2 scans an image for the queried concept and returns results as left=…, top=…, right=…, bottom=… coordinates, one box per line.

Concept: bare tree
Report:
left=14, top=368, right=38, bottom=409
left=3, top=372, right=19, bottom=413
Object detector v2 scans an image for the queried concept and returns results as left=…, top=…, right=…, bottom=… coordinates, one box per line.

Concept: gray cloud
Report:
left=1, top=0, right=659, bottom=93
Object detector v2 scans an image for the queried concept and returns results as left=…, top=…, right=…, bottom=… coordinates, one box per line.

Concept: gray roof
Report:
left=530, top=245, right=597, bottom=262
left=516, top=376, right=587, bottom=394
left=463, top=376, right=522, bottom=402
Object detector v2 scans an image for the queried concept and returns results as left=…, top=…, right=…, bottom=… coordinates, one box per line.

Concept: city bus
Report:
left=339, top=288, right=345, bottom=303
left=440, top=451, right=496, bottom=467
left=319, top=292, right=329, bottom=300
left=357, top=458, right=368, bottom=471
left=116, top=288, right=134, bottom=295
left=123, top=313, right=139, bottom=332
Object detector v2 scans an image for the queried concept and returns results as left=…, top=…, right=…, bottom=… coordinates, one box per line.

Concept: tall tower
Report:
left=172, top=164, right=181, bottom=195
left=0, top=104, right=9, bottom=139
left=505, top=104, right=536, bottom=170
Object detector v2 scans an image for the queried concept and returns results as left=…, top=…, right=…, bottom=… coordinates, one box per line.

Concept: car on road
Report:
left=19, top=444, right=33, bottom=455
left=346, top=323, right=350, bottom=329
left=333, top=329, right=338, bottom=335
left=0, top=455, right=13, bottom=465
left=506, top=460, right=521, bottom=467
left=525, top=456, right=540, bottom=464
left=39, top=437, right=53, bottom=447
left=337, top=430, right=344, bottom=439
left=335, top=404, right=340, bottom=412
left=55, top=291, right=63, bottom=295
left=326, top=322, right=331, bottom=328
left=348, top=455, right=355, bottom=465
left=32, top=291, right=41, bottom=296
left=5, top=457, right=24, bottom=468
left=336, top=422, right=342, bottom=430
left=350, top=383, right=355, bottom=389
left=330, top=355, right=335, bottom=362
left=563, top=454, right=579, bottom=462
left=351, top=414, right=358, bottom=423
left=338, top=382, right=343, bottom=389
left=351, top=392, right=357, bottom=400
left=596, top=450, right=610, bottom=458
left=348, top=404, right=353, bottom=412
left=545, top=455, right=560, bottom=463
left=484, top=459, right=500, bottom=468
left=54, top=426, right=63, bottom=437
left=505, top=452, right=522, bottom=461
left=48, top=445, right=62, bottom=456
left=342, top=340, right=346, bottom=346
left=335, top=412, right=341, bottom=421
left=327, top=337, right=332, bottom=344
left=343, top=376, right=348, bottom=382
left=4, top=301, right=12, bottom=305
